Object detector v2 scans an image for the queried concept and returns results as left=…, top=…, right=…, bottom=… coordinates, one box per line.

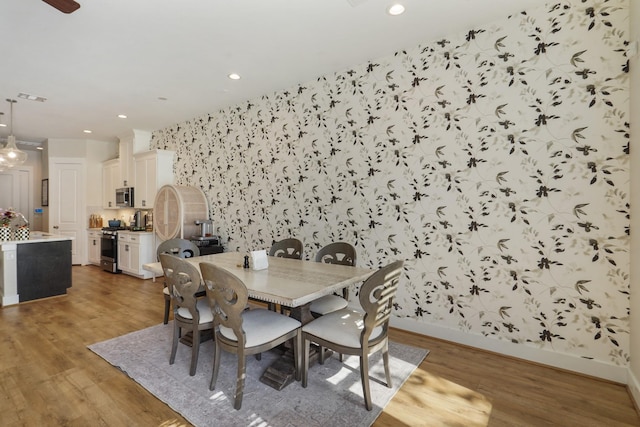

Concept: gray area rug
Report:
left=88, top=323, right=428, bottom=427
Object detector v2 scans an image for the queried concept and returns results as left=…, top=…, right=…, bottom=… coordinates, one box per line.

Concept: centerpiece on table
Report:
left=0, top=208, right=29, bottom=241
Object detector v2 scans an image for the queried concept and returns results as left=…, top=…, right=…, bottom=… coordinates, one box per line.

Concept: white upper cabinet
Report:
left=134, top=150, right=175, bottom=209
left=102, top=158, right=120, bottom=209
left=118, top=129, right=151, bottom=188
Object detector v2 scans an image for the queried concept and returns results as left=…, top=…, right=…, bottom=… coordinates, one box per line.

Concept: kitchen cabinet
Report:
left=87, top=229, right=102, bottom=265
left=134, top=149, right=175, bottom=209
left=117, top=231, right=155, bottom=279
left=118, top=129, right=151, bottom=188
left=102, top=159, right=120, bottom=209
left=119, top=137, right=133, bottom=187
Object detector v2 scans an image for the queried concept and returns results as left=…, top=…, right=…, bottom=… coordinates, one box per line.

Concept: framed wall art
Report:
left=41, top=179, right=49, bottom=206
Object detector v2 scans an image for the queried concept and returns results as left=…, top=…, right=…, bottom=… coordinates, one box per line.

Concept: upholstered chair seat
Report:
left=302, top=308, right=383, bottom=348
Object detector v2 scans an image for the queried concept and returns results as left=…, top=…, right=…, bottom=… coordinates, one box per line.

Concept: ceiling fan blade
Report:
left=42, top=0, right=81, bottom=14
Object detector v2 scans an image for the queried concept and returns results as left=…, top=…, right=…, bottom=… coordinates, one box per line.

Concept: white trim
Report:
left=391, top=316, right=628, bottom=384
left=628, top=369, right=640, bottom=410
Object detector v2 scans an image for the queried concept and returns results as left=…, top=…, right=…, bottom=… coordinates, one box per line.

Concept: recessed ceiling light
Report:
left=118, top=114, right=127, bottom=119
left=36, top=146, right=44, bottom=150
left=83, top=130, right=92, bottom=134
left=387, top=4, right=405, bottom=15
left=228, top=73, right=241, bottom=80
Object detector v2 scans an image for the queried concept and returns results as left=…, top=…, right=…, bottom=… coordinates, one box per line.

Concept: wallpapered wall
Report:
left=152, top=0, right=630, bottom=367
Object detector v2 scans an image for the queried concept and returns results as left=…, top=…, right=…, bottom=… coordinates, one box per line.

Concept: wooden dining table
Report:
left=143, top=251, right=374, bottom=324
left=143, top=251, right=375, bottom=390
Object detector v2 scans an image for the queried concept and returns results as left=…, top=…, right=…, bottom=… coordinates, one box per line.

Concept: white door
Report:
left=0, top=167, right=33, bottom=226
left=49, top=158, right=86, bottom=265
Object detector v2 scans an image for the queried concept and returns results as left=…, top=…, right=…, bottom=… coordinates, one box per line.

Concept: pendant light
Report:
left=0, top=99, right=27, bottom=168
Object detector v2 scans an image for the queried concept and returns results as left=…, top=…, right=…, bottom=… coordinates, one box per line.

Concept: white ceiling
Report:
left=0, top=0, right=543, bottom=145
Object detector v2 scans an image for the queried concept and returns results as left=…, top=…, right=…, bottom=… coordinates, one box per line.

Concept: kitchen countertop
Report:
left=0, top=232, right=74, bottom=246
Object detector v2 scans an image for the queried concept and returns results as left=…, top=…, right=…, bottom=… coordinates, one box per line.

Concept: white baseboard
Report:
left=391, top=316, right=628, bottom=384
left=628, top=369, right=640, bottom=410
left=2, top=294, right=19, bottom=306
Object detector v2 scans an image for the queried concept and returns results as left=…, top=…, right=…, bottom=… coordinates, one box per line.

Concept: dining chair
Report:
left=265, top=238, right=303, bottom=311
left=309, top=242, right=356, bottom=317
left=200, top=261, right=302, bottom=410
left=301, top=259, right=404, bottom=411
left=268, top=238, right=303, bottom=259
left=159, top=253, right=213, bottom=376
left=157, top=239, right=201, bottom=324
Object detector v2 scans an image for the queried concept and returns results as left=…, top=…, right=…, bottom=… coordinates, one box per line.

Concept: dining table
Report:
left=143, top=251, right=375, bottom=390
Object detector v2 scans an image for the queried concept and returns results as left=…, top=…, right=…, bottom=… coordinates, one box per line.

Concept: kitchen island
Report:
left=0, top=233, right=73, bottom=306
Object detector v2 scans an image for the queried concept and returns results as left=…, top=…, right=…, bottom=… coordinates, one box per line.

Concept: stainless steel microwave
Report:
left=116, top=187, right=134, bottom=208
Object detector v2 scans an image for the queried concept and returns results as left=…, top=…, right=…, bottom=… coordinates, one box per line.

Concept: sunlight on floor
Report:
left=326, top=366, right=354, bottom=385
left=382, top=367, right=492, bottom=426
left=158, top=419, right=189, bottom=427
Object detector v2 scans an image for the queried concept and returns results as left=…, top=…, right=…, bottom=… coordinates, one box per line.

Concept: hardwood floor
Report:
left=1, top=265, right=638, bottom=426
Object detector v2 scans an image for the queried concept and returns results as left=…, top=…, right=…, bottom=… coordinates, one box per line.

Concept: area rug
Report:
left=88, top=323, right=428, bottom=427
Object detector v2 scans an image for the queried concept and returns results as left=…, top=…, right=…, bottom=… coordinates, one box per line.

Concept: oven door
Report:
left=100, top=233, right=121, bottom=273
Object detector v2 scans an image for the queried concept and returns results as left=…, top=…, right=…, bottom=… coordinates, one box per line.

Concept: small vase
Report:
left=15, top=227, right=29, bottom=241
left=0, top=226, right=11, bottom=241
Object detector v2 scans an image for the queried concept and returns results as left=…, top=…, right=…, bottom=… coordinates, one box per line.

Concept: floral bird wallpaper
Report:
left=152, top=0, right=630, bottom=369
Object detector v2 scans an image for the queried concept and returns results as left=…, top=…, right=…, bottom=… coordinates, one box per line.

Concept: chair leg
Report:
left=294, top=330, right=302, bottom=381
left=319, top=345, right=326, bottom=364
left=163, top=295, right=170, bottom=324
left=210, top=339, right=221, bottom=390
left=382, top=342, right=392, bottom=388
left=170, top=322, right=179, bottom=365
left=234, top=353, right=246, bottom=410
left=302, top=337, right=310, bottom=388
left=360, top=354, right=372, bottom=411
left=190, top=327, right=200, bottom=376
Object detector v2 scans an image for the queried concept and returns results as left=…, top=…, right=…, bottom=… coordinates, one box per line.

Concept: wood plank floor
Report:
left=1, top=265, right=638, bottom=426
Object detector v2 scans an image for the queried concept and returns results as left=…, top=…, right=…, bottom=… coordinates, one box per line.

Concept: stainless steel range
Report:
left=100, top=227, right=126, bottom=273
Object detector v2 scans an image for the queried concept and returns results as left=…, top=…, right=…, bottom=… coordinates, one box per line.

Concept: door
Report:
left=0, top=167, right=33, bottom=226
left=49, top=158, right=86, bottom=265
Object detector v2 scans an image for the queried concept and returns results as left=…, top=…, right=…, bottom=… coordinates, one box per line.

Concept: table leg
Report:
left=259, top=302, right=322, bottom=390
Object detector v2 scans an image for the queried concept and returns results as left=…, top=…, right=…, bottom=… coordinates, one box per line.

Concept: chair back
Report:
left=157, top=238, right=200, bottom=260
left=200, top=262, right=249, bottom=347
left=159, top=253, right=203, bottom=321
left=315, top=242, right=356, bottom=266
left=359, top=260, right=404, bottom=344
left=269, top=238, right=303, bottom=259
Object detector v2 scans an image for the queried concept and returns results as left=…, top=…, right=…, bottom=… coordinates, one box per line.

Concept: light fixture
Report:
left=387, top=3, right=405, bottom=15
left=118, top=114, right=127, bottom=119
left=228, top=73, right=241, bottom=80
left=0, top=99, right=27, bottom=169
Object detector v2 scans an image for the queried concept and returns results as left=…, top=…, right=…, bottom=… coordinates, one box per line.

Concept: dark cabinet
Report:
left=17, top=240, right=72, bottom=302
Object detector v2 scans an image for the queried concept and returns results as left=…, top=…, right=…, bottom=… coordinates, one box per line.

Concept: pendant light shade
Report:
left=0, top=99, right=27, bottom=169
